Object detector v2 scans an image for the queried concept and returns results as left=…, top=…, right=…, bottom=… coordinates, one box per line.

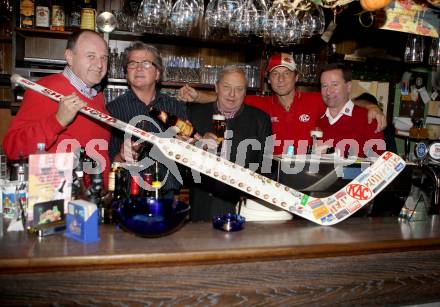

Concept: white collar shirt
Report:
left=323, top=99, right=354, bottom=125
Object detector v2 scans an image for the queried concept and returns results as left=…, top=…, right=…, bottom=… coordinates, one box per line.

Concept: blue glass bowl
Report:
left=212, top=213, right=245, bottom=232
left=113, top=197, right=190, bottom=238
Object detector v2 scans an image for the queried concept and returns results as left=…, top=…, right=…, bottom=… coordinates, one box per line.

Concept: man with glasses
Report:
left=107, top=42, right=187, bottom=198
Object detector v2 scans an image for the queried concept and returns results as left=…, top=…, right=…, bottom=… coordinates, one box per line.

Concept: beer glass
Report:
left=212, top=114, right=226, bottom=143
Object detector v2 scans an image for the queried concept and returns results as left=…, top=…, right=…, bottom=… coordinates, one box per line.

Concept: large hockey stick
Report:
left=11, top=74, right=406, bottom=226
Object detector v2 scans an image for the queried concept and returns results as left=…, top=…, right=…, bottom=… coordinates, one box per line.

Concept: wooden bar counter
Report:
left=1, top=216, right=440, bottom=305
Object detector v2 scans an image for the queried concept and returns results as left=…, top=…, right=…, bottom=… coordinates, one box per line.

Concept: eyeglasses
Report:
left=127, top=60, right=157, bottom=70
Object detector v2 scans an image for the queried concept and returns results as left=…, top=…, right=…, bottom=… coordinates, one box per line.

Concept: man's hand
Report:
left=198, top=132, right=219, bottom=151
left=177, top=84, right=199, bottom=102
left=56, top=93, right=87, bottom=127
left=114, top=139, right=143, bottom=163
left=366, top=105, right=387, bottom=133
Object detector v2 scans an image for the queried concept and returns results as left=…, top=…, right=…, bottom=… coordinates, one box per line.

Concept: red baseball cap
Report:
left=267, top=53, right=297, bottom=73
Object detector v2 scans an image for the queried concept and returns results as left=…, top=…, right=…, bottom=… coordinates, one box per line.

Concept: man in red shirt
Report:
left=317, top=63, right=385, bottom=158
left=177, top=53, right=386, bottom=155
left=3, top=30, right=111, bottom=176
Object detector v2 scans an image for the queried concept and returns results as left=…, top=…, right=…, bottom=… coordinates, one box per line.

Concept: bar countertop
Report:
left=1, top=216, right=440, bottom=305
left=1, top=216, right=440, bottom=272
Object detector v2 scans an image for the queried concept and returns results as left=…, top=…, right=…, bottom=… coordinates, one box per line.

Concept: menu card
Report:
left=27, top=152, right=73, bottom=226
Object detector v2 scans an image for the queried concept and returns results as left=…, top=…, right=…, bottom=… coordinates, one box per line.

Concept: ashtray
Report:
left=212, top=213, right=245, bottom=232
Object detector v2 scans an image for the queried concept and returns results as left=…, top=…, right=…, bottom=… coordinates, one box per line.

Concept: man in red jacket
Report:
left=3, top=30, right=110, bottom=175
left=317, top=63, right=385, bottom=158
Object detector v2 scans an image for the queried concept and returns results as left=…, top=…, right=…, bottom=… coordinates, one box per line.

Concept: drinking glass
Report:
left=264, top=3, right=300, bottom=46
left=229, top=0, right=258, bottom=37
left=298, top=10, right=314, bottom=39
left=428, top=37, right=440, bottom=66
left=169, top=0, right=200, bottom=35
left=404, top=34, right=424, bottom=63
left=253, top=0, right=268, bottom=37
left=310, top=4, right=325, bottom=35
left=137, top=0, right=169, bottom=29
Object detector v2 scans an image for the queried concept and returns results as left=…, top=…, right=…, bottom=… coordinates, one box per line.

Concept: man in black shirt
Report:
left=188, top=65, right=273, bottom=221
left=107, top=42, right=186, bottom=198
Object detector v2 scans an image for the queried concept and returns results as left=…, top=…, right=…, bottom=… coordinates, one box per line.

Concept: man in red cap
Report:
left=177, top=53, right=386, bottom=155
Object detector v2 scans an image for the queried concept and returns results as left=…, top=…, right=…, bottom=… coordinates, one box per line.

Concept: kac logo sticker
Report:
left=346, top=184, right=372, bottom=201
left=299, top=114, right=310, bottom=122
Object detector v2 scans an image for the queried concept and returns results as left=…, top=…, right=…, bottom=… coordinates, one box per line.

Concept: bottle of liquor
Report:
left=67, top=0, right=81, bottom=30
left=149, top=107, right=198, bottom=138
left=88, top=167, right=104, bottom=223
left=129, top=176, right=141, bottom=198
left=35, top=0, right=50, bottom=29
left=100, top=164, right=116, bottom=224
left=20, top=0, right=35, bottom=28
left=141, top=172, right=153, bottom=198
left=80, top=0, right=96, bottom=31
left=113, top=166, right=129, bottom=202
left=72, top=147, right=88, bottom=200
left=152, top=161, right=161, bottom=200
left=50, top=0, right=65, bottom=31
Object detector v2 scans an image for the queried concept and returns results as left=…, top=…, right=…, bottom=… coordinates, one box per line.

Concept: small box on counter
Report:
left=64, top=200, right=99, bottom=243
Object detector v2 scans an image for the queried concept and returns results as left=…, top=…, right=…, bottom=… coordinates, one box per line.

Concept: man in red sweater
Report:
left=3, top=30, right=110, bottom=175
left=317, top=63, right=385, bottom=158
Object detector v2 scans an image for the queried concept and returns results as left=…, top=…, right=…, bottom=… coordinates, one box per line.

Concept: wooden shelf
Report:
left=15, top=28, right=74, bottom=39
left=109, top=30, right=264, bottom=50
left=107, top=78, right=260, bottom=91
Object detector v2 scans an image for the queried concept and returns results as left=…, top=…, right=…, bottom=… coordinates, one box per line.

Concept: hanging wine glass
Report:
left=297, top=9, right=314, bottom=38
left=137, top=0, right=169, bottom=29
left=205, top=0, right=222, bottom=31
left=124, top=0, right=142, bottom=32
left=310, top=4, right=325, bottom=35
left=217, top=0, right=242, bottom=28
left=169, top=0, right=200, bottom=35
left=264, top=3, right=300, bottom=46
left=252, top=0, right=268, bottom=37
left=229, top=0, right=258, bottom=37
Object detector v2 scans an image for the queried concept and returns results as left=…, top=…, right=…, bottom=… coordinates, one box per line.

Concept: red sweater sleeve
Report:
left=3, top=87, right=65, bottom=160
left=363, top=119, right=385, bottom=156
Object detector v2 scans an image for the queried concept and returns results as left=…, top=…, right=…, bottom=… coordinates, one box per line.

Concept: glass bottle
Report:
left=141, top=172, right=154, bottom=198
left=20, top=0, right=35, bottom=28
left=80, top=0, right=96, bottom=30
left=72, top=164, right=87, bottom=200
left=68, top=0, right=82, bottom=30
left=113, top=166, right=129, bottom=202
left=50, top=0, right=65, bottom=31
left=152, top=161, right=161, bottom=200
left=149, top=107, right=198, bottom=138
left=88, top=168, right=104, bottom=222
left=129, top=176, right=141, bottom=198
left=35, top=0, right=50, bottom=29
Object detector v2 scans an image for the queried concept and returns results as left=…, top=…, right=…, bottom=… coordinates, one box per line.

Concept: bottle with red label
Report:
left=129, top=175, right=141, bottom=198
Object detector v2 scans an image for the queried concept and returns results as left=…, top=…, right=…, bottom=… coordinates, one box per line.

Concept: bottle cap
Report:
left=152, top=181, right=161, bottom=188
